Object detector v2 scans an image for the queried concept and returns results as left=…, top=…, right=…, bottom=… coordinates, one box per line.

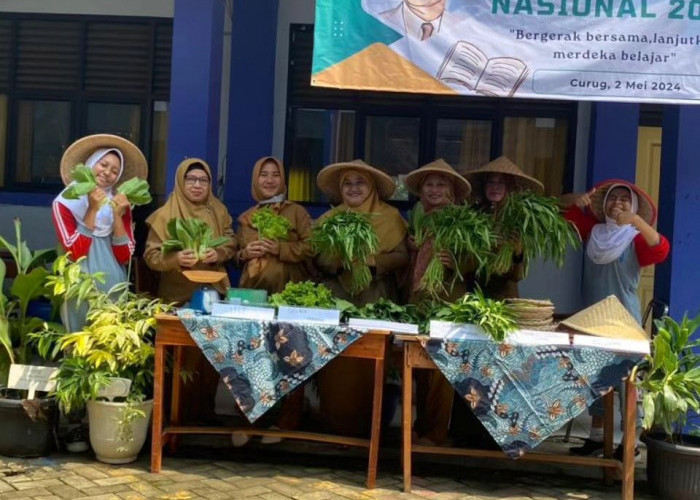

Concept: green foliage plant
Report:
left=251, top=206, right=291, bottom=240
left=634, top=313, right=700, bottom=444
left=161, top=218, right=230, bottom=259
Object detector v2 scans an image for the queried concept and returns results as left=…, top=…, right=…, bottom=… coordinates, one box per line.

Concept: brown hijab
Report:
left=317, top=169, right=407, bottom=293
left=146, top=158, right=232, bottom=243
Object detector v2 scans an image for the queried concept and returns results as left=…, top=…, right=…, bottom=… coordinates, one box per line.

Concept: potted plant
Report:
left=634, top=312, right=700, bottom=500
left=0, top=220, right=59, bottom=458
left=49, top=283, right=171, bottom=464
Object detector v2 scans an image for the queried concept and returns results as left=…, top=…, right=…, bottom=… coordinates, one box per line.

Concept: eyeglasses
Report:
left=184, top=176, right=209, bottom=186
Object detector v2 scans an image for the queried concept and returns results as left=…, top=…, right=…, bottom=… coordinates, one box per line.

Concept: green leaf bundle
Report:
left=251, top=206, right=291, bottom=240
left=268, top=281, right=353, bottom=317
left=434, top=288, right=516, bottom=342
left=62, top=164, right=97, bottom=199
left=408, top=203, right=428, bottom=246
left=489, top=192, right=579, bottom=276
left=311, top=210, right=379, bottom=295
left=161, top=218, right=230, bottom=259
left=352, top=298, right=419, bottom=325
left=419, top=204, right=495, bottom=297
left=116, top=177, right=152, bottom=206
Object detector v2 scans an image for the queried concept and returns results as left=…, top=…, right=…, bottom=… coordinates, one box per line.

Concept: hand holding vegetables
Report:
left=162, top=218, right=230, bottom=261
left=62, top=164, right=152, bottom=207
left=176, top=250, right=197, bottom=268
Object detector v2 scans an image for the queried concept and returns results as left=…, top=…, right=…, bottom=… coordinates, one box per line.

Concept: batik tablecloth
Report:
left=423, top=337, right=643, bottom=457
left=177, top=309, right=363, bottom=422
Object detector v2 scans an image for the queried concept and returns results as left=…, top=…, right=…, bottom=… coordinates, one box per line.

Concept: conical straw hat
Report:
left=464, top=156, right=544, bottom=195
left=588, top=179, right=656, bottom=225
left=60, top=134, right=148, bottom=186
left=561, top=296, right=649, bottom=341
left=404, top=159, right=472, bottom=202
left=316, top=159, right=395, bottom=203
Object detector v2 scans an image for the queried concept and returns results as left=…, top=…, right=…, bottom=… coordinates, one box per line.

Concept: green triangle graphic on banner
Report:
left=313, top=0, right=402, bottom=75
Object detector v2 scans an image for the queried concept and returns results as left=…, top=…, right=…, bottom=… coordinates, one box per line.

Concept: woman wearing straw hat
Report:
left=561, top=179, right=669, bottom=457
left=235, top=156, right=313, bottom=294
left=144, top=158, right=237, bottom=424
left=315, top=159, right=409, bottom=437
left=404, top=158, right=472, bottom=446
left=52, top=134, right=147, bottom=331
left=230, top=156, right=313, bottom=446
left=465, top=156, right=544, bottom=299
left=143, top=158, right=237, bottom=304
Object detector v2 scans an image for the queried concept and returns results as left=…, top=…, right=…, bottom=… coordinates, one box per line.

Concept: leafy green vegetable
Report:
left=161, top=218, right=230, bottom=259
left=62, top=164, right=97, bottom=199
left=418, top=204, right=496, bottom=298
left=268, top=281, right=353, bottom=318
left=408, top=203, right=428, bottom=246
left=116, top=177, right=152, bottom=206
left=251, top=206, right=291, bottom=240
left=488, top=192, right=579, bottom=276
left=311, top=210, right=379, bottom=295
left=433, top=288, right=516, bottom=342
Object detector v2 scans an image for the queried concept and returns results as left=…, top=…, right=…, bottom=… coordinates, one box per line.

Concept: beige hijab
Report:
left=146, top=158, right=231, bottom=242
left=250, top=156, right=287, bottom=203
left=317, top=169, right=407, bottom=293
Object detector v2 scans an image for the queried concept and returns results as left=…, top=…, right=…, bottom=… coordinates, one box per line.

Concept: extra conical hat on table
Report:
left=404, top=159, right=472, bottom=202
left=464, top=156, right=544, bottom=194
left=561, top=296, right=649, bottom=341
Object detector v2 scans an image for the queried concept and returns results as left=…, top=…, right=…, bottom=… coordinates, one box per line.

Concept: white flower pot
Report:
left=87, top=399, right=153, bottom=464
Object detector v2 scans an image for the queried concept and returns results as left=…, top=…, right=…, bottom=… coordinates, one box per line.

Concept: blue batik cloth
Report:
left=178, top=309, right=364, bottom=422
left=423, top=338, right=643, bottom=458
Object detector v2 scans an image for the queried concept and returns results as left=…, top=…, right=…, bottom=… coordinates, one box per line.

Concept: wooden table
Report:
left=399, top=335, right=637, bottom=500
left=151, top=314, right=390, bottom=489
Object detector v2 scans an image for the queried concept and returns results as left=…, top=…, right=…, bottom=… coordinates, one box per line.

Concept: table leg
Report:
left=603, top=390, right=615, bottom=485
left=621, top=379, right=636, bottom=500
left=168, top=346, right=184, bottom=454
left=150, top=341, right=165, bottom=473
left=402, top=344, right=413, bottom=493
left=366, top=354, right=385, bottom=489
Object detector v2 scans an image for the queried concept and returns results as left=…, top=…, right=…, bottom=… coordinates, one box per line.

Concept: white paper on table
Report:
left=506, top=330, right=571, bottom=346
left=210, top=302, right=276, bottom=321
left=429, top=321, right=489, bottom=340
left=572, top=334, right=650, bottom=355
left=348, top=318, right=419, bottom=334
left=276, top=306, right=340, bottom=325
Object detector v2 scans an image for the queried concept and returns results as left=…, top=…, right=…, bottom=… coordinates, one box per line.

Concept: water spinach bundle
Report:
left=489, top=192, right=579, bottom=276
left=62, top=164, right=152, bottom=206
left=311, top=210, right=379, bottom=295
left=161, top=218, right=230, bottom=259
left=434, top=289, right=516, bottom=342
left=418, top=204, right=495, bottom=297
left=251, top=206, right=291, bottom=240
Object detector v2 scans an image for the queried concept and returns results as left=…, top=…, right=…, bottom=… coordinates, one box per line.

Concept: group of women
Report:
left=52, top=133, right=669, bottom=447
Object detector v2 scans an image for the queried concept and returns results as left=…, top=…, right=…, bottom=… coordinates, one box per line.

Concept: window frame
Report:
left=0, top=12, right=171, bottom=195
left=284, top=24, right=578, bottom=207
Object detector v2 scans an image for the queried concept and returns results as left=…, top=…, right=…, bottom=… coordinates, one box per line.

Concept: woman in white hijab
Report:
left=52, top=134, right=147, bottom=330
left=560, top=178, right=669, bottom=457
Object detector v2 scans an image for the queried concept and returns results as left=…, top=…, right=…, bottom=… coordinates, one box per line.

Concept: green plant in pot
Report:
left=49, top=282, right=171, bottom=464
left=634, top=313, right=700, bottom=500
left=0, top=219, right=60, bottom=458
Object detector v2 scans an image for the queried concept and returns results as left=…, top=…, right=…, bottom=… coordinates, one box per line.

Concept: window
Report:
left=0, top=14, right=172, bottom=192
left=15, top=100, right=72, bottom=184
left=284, top=24, right=577, bottom=205
left=150, top=101, right=170, bottom=201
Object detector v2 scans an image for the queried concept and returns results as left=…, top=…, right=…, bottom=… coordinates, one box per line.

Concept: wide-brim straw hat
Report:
left=60, top=134, right=148, bottom=186
left=561, top=295, right=648, bottom=341
left=317, top=159, right=395, bottom=203
left=464, top=156, right=544, bottom=194
left=588, top=179, right=656, bottom=225
left=404, top=159, right=472, bottom=202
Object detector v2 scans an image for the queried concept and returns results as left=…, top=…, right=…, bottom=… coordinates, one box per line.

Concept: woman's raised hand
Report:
left=88, top=188, right=106, bottom=211
left=111, top=193, right=129, bottom=217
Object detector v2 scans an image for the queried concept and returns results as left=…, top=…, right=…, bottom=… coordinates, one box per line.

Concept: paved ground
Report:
left=0, top=445, right=657, bottom=500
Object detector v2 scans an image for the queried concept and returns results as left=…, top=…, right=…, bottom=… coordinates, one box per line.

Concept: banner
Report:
left=312, top=1, right=700, bottom=103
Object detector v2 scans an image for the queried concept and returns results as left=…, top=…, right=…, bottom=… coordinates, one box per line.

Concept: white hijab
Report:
left=56, top=148, right=124, bottom=237
left=586, top=184, right=639, bottom=265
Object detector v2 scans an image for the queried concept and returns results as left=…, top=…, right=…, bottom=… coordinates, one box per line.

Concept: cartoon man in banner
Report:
left=378, top=0, right=464, bottom=41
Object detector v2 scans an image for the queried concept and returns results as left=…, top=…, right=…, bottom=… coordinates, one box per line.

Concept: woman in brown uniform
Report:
left=315, top=160, right=409, bottom=436
left=464, top=156, right=544, bottom=300
left=235, top=156, right=313, bottom=293
left=143, top=158, right=237, bottom=423
left=232, top=156, right=313, bottom=445
left=404, top=159, right=472, bottom=446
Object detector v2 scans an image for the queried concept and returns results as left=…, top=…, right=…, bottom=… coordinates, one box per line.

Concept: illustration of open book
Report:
left=436, top=41, right=528, bottom=97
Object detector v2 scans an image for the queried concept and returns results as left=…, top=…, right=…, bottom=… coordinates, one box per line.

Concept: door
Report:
left=635, top=126, right=662, bottom=333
